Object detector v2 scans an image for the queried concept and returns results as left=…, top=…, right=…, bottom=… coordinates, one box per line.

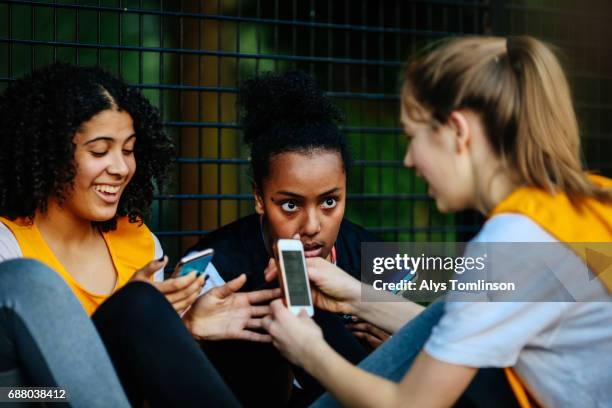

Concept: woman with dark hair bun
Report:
left=185, top=70, right=388, bottom=406
left=0, top=62, right=276, bottom=407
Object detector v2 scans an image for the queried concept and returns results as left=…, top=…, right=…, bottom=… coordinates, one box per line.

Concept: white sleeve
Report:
left=424, top=213, right=571, bottom=367
left=0, top=222, right=22, bottom=261
left=198, top=262, right=226, bottom=296
left=424, top=301, right=571, bottom=367
left=152, top=233, right=164, bottom=282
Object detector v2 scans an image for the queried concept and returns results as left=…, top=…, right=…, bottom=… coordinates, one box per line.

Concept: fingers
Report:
left=264, top=258, right=278, bottom=282
left=270, top=298, right=285, bottom=314
left=163, top=273, right=206, bottom=303
left=235, top=330, right=272, bottom=343
left=250, top=305, right=271, bottom=317
left=245, top=318, right=264, bottom=330
left=213, top=274, right=247, bottom=299
left=351, top=331, right=383, bottom=348
left=347, top=321, right=390, bottom=349
left=305, top=257, right=324, bottom=279
left=155, top=271, right=199, bottom=294
left=262, top=299, right=288, bottom=333
left=132, top=256, right=168, bottom=281
left=246, top=287, right=282, bottom=304
left=347, top=321, right=390, bottom=339
left=261, top=314, right=273, bottom=332
left=171, top=287, right=202, bottom=314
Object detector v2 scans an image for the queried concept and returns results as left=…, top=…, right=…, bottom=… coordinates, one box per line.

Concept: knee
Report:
left=112, top=281, right=171, bottom=321
left=0, top=259, right=69, bottom=296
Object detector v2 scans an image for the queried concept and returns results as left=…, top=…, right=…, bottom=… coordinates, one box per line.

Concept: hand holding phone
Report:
left=176, top=248, right=214, bottom=278
left=276, top=239, right=314, bottom=316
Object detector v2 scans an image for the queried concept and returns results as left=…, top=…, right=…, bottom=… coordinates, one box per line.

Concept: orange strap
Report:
left=489, top=174, right=612, bottom=292
left=504, top=368, right=535, bottom=408
left=0, top=216, right=154, bottom=315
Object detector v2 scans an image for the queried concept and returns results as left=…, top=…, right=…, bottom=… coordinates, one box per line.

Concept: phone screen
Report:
left=281, top=250, right=310, bottom=306
left=179, top=253, right=213, bottom=277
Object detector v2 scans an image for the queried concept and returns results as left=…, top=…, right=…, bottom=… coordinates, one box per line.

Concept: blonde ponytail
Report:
left=402, top=35, right=612, bottom=204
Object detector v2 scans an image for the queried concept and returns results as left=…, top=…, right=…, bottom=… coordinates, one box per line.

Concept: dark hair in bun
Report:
left=238, top=70, right=351, bottom=189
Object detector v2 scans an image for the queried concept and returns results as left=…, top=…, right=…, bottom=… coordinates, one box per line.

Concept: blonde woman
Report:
left=262, top=36, right=612, bottom=407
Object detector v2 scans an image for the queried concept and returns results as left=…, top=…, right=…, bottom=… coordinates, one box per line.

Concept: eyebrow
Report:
left=83, top=134, right=136, bottom=145
left=275, top=187, right=341, bottom=199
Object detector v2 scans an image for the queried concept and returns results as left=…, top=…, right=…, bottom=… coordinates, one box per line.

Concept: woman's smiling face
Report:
left=255, top=150, right=346, bottom=259
left=60, top=108, right=136, bottom=222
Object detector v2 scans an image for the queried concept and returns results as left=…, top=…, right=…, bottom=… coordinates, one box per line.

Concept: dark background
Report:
left=1, top=0, right=611, bottom=263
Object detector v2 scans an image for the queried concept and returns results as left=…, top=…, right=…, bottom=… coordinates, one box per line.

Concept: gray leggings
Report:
left=0, top=258, right=129, bottom=407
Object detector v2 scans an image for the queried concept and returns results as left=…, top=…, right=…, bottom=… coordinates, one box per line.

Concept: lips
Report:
left=92, top=184, right=123, bottom=204
left=303, top=243, right=323, bottom=258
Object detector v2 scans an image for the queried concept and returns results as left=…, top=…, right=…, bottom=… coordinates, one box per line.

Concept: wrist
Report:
left=302, top=337, right=335, bottom=375
left=342, top=282, right=367, bottom=317
left=181, top=312, right=201, bottom=340
left=182, top=312, right=204, bottom=341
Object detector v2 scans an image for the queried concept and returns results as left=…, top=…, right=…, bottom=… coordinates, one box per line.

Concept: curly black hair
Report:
left=0, top=62, right=174, bottom=231
left=238, top=70, right=351, bottom=190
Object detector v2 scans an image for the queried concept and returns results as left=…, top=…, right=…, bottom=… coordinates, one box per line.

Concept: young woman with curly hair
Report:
left=0, top=62, right=277, bottom=407
left=262, top=36, right=612, bottom=407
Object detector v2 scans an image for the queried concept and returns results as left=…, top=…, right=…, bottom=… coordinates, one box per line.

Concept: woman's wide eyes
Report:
left=281, top=198, right=337, bottom=212
left=322, top=198, right=337, bottom=209
left=281, top=202, right=298, bottom=212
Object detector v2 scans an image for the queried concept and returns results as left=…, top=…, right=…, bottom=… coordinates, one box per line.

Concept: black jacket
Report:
left=185, top=213, right=380, bottom=291
left=184, top=214, right=380, bottom=407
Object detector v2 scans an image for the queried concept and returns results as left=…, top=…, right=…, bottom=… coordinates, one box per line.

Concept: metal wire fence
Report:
left=1, top=0, right=611, bottom=262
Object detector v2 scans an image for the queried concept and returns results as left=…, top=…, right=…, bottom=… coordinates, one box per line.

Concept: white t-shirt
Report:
left=424, top=214, right=612, bottom=407
left=0, top=221, right=165, bottom=282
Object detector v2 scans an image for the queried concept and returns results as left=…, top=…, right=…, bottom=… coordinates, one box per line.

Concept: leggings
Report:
left=92, top=280, right=240, bottom=407
left=0, top=259, right=129, bottom=407
left=0, top=258, right=241, bottom=408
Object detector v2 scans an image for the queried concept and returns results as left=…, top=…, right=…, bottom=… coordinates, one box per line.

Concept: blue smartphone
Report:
left=388, top=268, right=417, bottom=294
left=176, top=248, right=214, bottom=277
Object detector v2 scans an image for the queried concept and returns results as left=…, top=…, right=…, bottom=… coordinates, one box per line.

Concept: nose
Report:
left=301, top=207, right=322, bottom=238
left=107, top=151, right=130, bottom=178
left=403, top=145, right=414, bottom=168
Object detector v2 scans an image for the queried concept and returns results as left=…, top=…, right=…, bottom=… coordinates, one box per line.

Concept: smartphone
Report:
left=388, top=268, right=417, bottom=295
left=176, top=248, right=214, bottom=277
left=276, top=239, right=314, bottom=316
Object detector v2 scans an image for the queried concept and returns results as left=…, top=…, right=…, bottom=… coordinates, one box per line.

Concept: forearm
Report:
left=304, top=341, right=403, bottom=408
left=346, top=284, right=424, bottom=333
left=304, top=345, right=476, bottom=408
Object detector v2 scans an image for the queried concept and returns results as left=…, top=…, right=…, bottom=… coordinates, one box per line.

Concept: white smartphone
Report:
left=176, top=248, right=214, bottom=277
left=276, top=239, right=314, bottom=316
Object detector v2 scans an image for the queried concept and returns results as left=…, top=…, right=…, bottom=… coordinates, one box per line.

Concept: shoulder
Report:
left=187, top=214, right=260, bottom=254
left=472, top=213, right=557, bottom=243
left=0, top=220, right=22, bottom=261
left=114, top=216, right=153, bottom=235
left=107, top=216, right=157, bottom=258
left=338, top=218, right=381, bottom=243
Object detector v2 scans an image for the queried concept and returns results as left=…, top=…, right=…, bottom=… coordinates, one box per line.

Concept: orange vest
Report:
left=0, top=216, right=155, bottom=315
left=488, top=174, right=612, bottom=407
